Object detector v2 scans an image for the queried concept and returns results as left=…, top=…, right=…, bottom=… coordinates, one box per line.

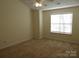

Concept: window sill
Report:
left=50, top=32, right=72, bottom=36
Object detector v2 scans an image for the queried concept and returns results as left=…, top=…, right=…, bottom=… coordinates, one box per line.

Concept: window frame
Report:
left=50, top=13, right=73, bottom=35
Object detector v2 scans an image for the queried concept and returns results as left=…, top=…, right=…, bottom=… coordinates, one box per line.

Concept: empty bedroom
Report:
left=0, top=0, right=79, bottom=58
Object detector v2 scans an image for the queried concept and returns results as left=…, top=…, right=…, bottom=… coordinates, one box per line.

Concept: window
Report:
left=51, top=14, right=73, bottom=34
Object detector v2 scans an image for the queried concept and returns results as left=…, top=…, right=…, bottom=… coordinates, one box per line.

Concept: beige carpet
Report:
left=0, top=39, right=79, bottom=58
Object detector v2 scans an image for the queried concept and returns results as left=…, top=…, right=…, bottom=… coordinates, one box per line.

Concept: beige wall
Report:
left=0, top=0, right=33, bottom=49
left=31, top=10, right=43, bottom=39
left=39, top=10, right=43, bottom=39
left=32, top=10, right=39, bottom=39
left=43, top=7, right=79, bottom=43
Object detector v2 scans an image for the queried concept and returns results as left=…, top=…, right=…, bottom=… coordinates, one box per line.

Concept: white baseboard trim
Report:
left=44, top=36, right=79, bottom=45
left=0, top=37, right=33, bottom=50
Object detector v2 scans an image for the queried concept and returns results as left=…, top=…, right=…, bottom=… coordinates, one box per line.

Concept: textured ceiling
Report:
left=21, top=0, right=79, bottom=10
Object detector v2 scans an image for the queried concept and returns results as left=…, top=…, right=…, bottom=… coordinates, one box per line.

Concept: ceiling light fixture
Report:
left=34, top=0, right=44, bottom=7
left=35, top=2, right=42, bottom=7
left=34, top=0, right=54, bottom=7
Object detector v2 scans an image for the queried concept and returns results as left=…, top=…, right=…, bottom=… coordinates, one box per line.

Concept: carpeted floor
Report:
left=0, top=39, right=79, bottom=58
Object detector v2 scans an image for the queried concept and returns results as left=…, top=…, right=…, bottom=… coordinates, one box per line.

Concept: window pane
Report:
left=51, top=15, right=60, bottom=23
left=51, top=24, right=59, bottom=32
left=64, top=25, right=72, bottom=33
left=63, top=14, right=72, bottom=23
left=60, top=24, right=64, bottom=32
left=59, top=15, right=64, bottom=23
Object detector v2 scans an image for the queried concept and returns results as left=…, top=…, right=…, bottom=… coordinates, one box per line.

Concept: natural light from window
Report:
left=51, top=14, right=73, bottom=34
